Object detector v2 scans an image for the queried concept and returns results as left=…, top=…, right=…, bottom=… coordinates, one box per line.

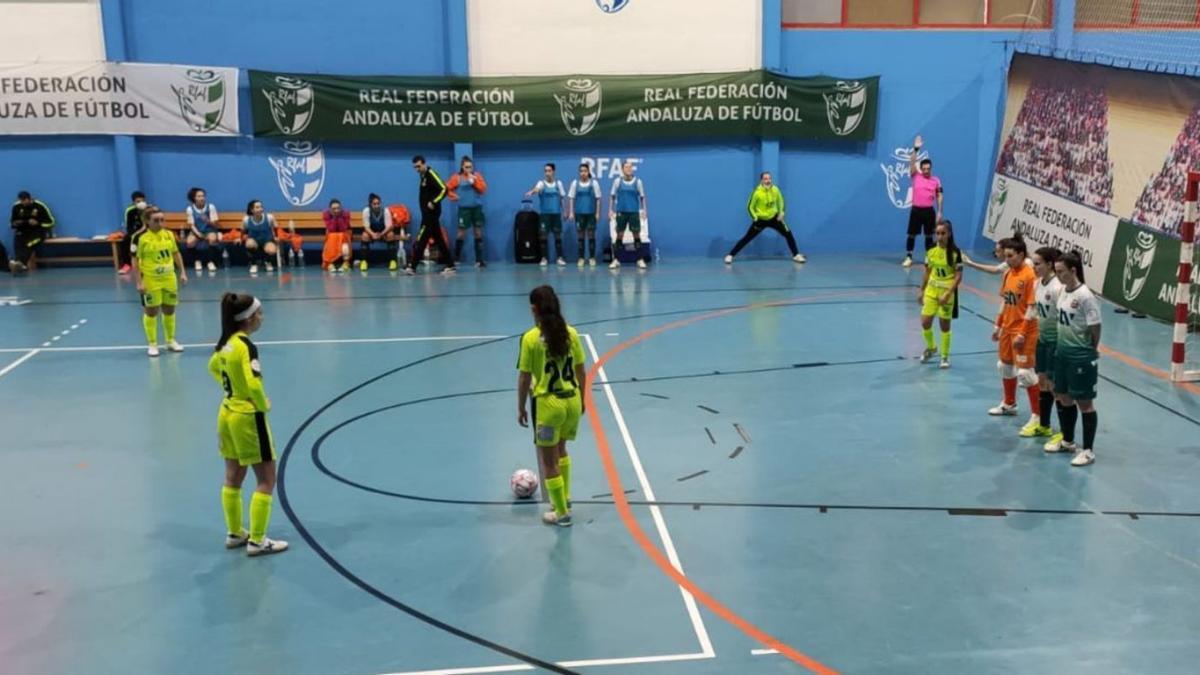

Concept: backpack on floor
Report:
left=514, top=199, right=541, bottom=263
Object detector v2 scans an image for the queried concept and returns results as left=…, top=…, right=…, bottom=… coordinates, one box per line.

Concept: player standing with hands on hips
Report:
left=903, top=135, right=943, bottom=268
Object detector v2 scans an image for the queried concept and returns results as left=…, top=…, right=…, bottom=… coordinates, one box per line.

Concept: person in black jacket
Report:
left=405, top=155, right=455, bottom=275
left=10, top=191, right=55, bottom=274
left=117, top=191, right=148, bottom=275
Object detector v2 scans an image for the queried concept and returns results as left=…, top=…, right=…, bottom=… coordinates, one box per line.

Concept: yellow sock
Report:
left=142, top=314, right=158, bottom=346
left=221, top=486, right=243, bottom=535
left=249, top=492, right=273, bottom=542
left=163, top=313, right=177, bottom=342
left=922, top=328, right=935, bottom=350
left=558, top=456, right=572, bottom=502
left=940, top=330, right=952, bottom=358
left=545, top=476, right=568, bottom=517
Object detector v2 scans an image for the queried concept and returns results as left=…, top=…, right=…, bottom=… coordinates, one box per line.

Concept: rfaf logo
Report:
left=262, top=76, right=315, bottom=135
left=823, top=81, right=867, bottom=137
left=986, top=177, right=1009, bottom=236
left=268, top=141, right=325, bottom=207
left=1122, top=230, right=1158, bottom=302
left=554, top=79, right=602, bottom=137
left=880, top=145, right=929, bottom=209
left=172, top=69, right=227, bottom=133
left=595, top=0, right=631, bottom=12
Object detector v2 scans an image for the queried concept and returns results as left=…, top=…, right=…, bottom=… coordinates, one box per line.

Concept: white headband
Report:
left=234, top=297, right=261, bottom=322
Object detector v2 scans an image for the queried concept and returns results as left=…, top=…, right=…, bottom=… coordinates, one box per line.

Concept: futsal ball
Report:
left=511, top=469, right=538, bottom=499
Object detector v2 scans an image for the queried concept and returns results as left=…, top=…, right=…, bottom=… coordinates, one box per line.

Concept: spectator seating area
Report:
left=996, top=83, right=1115, bottom=212
left=1130, top=105, right=1200, bottom=237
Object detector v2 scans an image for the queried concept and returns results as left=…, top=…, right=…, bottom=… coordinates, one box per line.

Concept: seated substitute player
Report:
left=517, top=285, right=586, bottom=527
left=359, top=193, right=402, bottom=271
left=242, top=200, right=279, bottom=276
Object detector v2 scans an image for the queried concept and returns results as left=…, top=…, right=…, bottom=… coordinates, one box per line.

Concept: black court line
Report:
left=676, top=470, right=709, bottom=482
left=729, top=446, right=745, bottom=459
left=639, top=393, right=670, bottom=400
left=734, top=423, right=751, bottom=444
left=279, top=292, right=1199, bottom=669
left=705, top=427, right=716, bottom=444
left=697, top=405, right=720, bottom=414
left=15, top=282, right=915, bottom=306
left=278, top=294, right=908, bottom=672
left=309, top=392, right=1200, bottom=521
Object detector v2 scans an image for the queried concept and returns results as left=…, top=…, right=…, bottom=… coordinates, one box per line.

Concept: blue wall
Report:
left=6, top=0, right=1192, bottom=259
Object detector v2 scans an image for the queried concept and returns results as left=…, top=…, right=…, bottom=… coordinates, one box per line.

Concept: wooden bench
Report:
left=30, top=209, right=413, bottom=270
left=32, top=237, right=119, bottom=270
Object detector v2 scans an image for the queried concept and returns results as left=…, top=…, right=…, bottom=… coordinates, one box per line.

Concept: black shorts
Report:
left=907, top=206, right=937, bottom=237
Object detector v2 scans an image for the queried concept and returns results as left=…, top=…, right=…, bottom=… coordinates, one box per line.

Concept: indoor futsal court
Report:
left=3, top=258, right=1200, bottom=675
left=8, top=0, right=1200, bottom=674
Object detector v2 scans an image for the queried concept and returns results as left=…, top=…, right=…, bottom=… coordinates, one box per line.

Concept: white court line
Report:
left=383, top=337, right=716, bottom=675
left=584, top=333, right=716, bottom=658
left=0, top=349, right=40, bottom=380
left=752, top=648, right=780, bottom=656
left=0, top=334, right=508, bottom=354
left=382, top=651, right=713, bottom=675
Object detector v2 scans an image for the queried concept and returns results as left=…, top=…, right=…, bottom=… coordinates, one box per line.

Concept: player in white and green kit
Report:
left=917, top=219, right=961, bottom=369
left=1030, top=247, right=1064, bottom=440
left=517, top=285, right=585, bottom=527
left=130, top=206, right=188, bottom=357
left=1047, top=251, right=1102, bottom=466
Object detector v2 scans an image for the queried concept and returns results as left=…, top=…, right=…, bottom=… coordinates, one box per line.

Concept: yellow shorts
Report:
left=921, top=288, right=954, bottom=320
left=217, top=407, right=276, bottom=466
left=533, top=392, right=582, bottom=447
left=141, top=280, right=178, bottom=308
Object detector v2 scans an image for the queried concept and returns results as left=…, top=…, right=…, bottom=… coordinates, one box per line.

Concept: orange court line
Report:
left=584, top=290, right=876, bottom=675
left=960, top=282, right=1200, bottom=396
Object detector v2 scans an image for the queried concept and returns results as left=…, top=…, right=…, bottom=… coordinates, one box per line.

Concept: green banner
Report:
left=1102, top=219, right=1198, bottom=321
left=250, top=70, right=878, bottom=143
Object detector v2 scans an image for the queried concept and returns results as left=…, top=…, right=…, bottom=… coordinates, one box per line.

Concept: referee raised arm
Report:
left=903, top=135, right=943, bottom=268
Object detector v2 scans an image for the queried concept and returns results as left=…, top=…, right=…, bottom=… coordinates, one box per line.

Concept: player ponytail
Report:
left=216, top=292, right=257, bottom=352
left=937, top=218, right=960, bottom=264
left=530, top=285, right=569, bottom=358
left=1060, top=250, right=1086, bottom=284
left=1003, top=232, right=1027, bottom=257
left=1034, top=246, right=1062, bottom=269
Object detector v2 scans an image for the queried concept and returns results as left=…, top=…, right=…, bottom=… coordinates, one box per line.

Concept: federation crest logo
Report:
left=823, top=81, right=867, bottom=137
left=172, top=69, right=227, bottom=133
left=554, top=79, right=603, bottom=137
left=986, top=177, right=1010, bottom=236
left=262, top=76, right=315, bottom=135
left=880, top=145, right=929, bottom=209
left=1121, top=230, right=1158, bottom=302
left=595, top=0, right=631, bottom=12
left=268, top=141, right=326, bottom=207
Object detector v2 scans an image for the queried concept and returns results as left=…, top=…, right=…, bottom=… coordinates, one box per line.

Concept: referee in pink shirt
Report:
left=903, top=134, right=943, bottom=268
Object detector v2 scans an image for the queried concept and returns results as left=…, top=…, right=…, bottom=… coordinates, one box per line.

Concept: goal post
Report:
left=1170, top=171, right=1200, bottom=382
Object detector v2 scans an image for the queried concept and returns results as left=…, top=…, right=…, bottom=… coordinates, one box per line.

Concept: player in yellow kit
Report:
left=130, top=206, right=188, bottom=357
left=917, top=219, right=962, bottom=369
left=208, top=293, right=288, bottom=556
left=517, top=285, right=586, bottom=527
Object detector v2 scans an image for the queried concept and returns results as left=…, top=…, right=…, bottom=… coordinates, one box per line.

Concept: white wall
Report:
left=0, top=0, right=104, bottom=62
left=467, top=0, right=761, bottom=75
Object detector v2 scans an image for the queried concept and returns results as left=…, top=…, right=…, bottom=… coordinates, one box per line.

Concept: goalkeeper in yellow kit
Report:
left=208, top=293, right=288, bottom=556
